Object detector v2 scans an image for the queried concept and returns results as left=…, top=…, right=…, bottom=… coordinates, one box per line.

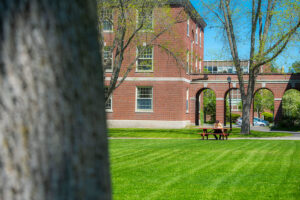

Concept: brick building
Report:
left=103, top=0, right=300, bottom=128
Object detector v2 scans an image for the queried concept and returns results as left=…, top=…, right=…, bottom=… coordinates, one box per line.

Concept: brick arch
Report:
left=195, top=87, right=216, bottom=126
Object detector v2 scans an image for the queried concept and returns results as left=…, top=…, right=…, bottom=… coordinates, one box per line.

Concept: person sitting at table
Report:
left=213, top=120, right=223, bottom=140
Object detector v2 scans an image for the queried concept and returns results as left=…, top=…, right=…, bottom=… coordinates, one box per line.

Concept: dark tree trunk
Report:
left=0, top=0, right=111, bottom=199
left=241, top=96, right=251, bottom=134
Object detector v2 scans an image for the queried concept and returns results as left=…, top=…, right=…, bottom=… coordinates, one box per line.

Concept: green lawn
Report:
left=110, top=140, right=300, bottom=200
left=108, top=128, right=292, bottom=138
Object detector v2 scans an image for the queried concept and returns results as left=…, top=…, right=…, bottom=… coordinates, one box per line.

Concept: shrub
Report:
left=262, top=112, right=273, bottom=123
left=227, top=113, right=240, bottom=123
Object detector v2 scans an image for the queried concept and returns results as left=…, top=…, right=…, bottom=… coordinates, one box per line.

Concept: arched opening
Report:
left=252, top=88, right=274, bottom=126
left=281, top=89, right=300, bottom=128
left=195, top=88, right=216, bottom=126
left=224, top=88, right=241, bottom=126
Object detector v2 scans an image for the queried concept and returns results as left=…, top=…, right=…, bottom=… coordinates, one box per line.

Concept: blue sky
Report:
left=191, top=0, right=300, bottom=72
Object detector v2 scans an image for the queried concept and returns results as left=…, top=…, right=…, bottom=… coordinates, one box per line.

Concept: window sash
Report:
left=102, top=10, right=113, bottom=31
left=103, top=46, right=113, bottom=71
left=137, top=87, right=153, bottom=110
left=104, top=87, right=112, bottom=111
left=137, top=47, right=153, bottom=71
left=137, top=10, right=153, bottom=30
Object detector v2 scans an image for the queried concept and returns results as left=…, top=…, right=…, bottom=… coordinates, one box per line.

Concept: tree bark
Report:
left=0, top=0, right=111, bottom=199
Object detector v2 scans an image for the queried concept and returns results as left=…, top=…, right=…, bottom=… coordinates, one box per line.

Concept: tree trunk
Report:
left=240, top=94, right=252, bottom=134
left=0, top=0, right=111, bottom=199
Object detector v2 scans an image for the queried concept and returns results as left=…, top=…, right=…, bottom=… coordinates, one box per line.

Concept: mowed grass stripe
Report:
left=203, top=142, right=273, bottom=199
left=110, top=140, right=300, bottom=200
left=212, top=142, right=280, bottom=200
left=165, top=141, right=272, bottom=199
left=144, top=141, right=258, bottom=200
left=276, top=141, right=300, bottom=199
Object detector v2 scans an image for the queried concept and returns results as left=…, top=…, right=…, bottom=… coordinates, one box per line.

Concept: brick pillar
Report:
left=274, top=98, right=283, bottom=125
left=216, top=98, right=225, bottom=125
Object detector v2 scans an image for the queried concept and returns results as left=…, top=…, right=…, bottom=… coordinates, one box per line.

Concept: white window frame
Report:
left=195, top=57, right=198, bottom=72
left=136, top=46, right=153, bottom=72
left=136, top=9, right=154, bottom=32
left=136, top=86, right=153, bottom=112
left=103, top=46, right=113, bottom=72
left=104, top=87, right=113, bottom=112
left=195, top=28, right=198, bottom=44
left=102, top=9, right=113, bottom=32
left=199, top=59, right=202, bottom=73
left=186, top=88, right=189, bottom=113
left=199, top=30, right=202, bottom=48
left=191, top=42, right=193, bottom=73
left=187, top=18, right=190, bottom=37
left=186, top=51, right=189, bottom=74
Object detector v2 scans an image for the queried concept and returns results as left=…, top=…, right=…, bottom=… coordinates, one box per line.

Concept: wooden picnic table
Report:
left=197, top=128, right=229, bottom=140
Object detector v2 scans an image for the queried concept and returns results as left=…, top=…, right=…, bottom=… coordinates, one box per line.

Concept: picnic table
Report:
left=198, top=128, right=230, bottom=140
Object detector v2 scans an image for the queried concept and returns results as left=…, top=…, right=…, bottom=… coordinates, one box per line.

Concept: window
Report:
left=186, top=88, right=189, bottom=113
left=137, top=46, right=153, bottom=72
left=199, top=31, right=202, bottom=48
left=186, top=51, right=189, bottom=73
left=199, top=59, right=202, bottom=72
left=195, top=28, right=198, bottom=44
left=103, top=46, right=113, bottom=72
left=104, top=87, right=112, bottom=111
left=136, top=87, right=153, bottom=111
left=195, top=57, right=198, bottom=72
left=102, top=9, right=113, bottom=32
left=187, top=18, right=190, bottom=36
left=229, top=89, right=241, bottom=111
left=137, top=9, right=153, bottom=31
left=191, top=42, right=193, bottom=73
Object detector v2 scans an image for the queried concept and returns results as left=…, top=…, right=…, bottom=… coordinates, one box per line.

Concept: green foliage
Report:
left=110, top=140, right=300, bottom=199
left=262, top=112, right=274, bottom=122
left=203, top=89, right=216, bottom=122
left=231, top=113, right=240, bottom=122
left=289, top=61, right=300, bottom=73
left=254, top=89, right=274, bottom=117
left=281, top=89, right=300, bottom=127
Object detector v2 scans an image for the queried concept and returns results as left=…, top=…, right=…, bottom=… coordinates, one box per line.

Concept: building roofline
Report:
left=167, top=0, right=207, bottom=28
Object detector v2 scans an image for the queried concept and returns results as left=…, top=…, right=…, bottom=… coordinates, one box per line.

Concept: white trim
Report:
left=216, top=98, right=224, bottom=100
left=105, top=77, right=191, bottom=83
left=107, top=120, right=191, bottom=128
left=195, top=27, right=198, bottom=44
left=186, top=88, right=189, bottom=113
left=274, top=98, right=282, bottom=101
left=191, top=80, right=300, bottom=84
left=187, top=18, right=190, bottom=37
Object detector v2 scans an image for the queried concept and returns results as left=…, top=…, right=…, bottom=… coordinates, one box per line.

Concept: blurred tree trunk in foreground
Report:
left=0, top=0, right=111, bottom=199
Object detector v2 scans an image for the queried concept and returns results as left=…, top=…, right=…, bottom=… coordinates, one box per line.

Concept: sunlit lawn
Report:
left=108, top=128, right=292, bottom=138
left=110, top=139, right=300, bottom=200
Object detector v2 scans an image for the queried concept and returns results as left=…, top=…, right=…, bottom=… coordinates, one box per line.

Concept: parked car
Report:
left=236, top=118, right=242, bottom=126
left=253, top=117, right=269, bottom=127
left=236, top=117, right=269, bottom=127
